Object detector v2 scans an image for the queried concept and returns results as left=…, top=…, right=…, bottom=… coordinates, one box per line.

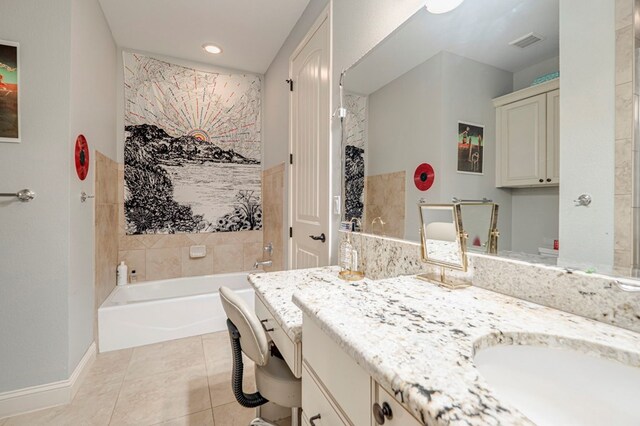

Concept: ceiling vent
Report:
left=509, top=32, right=544, bottom=49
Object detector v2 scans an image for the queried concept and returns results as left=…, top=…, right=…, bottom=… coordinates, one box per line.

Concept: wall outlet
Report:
left=189, top=245, right=207, bottom=259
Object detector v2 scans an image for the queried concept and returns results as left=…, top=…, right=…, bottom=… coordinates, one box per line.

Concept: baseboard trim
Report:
left=0, top=342, right=96, bottom=419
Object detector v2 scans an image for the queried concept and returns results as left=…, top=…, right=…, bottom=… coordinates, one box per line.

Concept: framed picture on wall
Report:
left=0, top=40, right=20, bottom=143
left=457, top=121, right=484, bottom=174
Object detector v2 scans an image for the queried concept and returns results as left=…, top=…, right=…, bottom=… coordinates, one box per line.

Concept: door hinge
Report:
left=289, top=153, right=293, bottom=165
left=289, top=227, right=293, bottom=238
left=286, top=79, right=294, bottom=92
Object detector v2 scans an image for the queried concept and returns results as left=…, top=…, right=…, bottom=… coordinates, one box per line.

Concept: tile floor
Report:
left=2, top=332, right=292, bottom=426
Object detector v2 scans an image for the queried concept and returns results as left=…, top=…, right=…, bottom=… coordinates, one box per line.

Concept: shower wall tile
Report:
left=146, top=248, right=182, bottom=281
left=181, top=247, right=214, bottom=277
left=262, top=163, right=285, bottom=272
left=212, top=244, right=244, bottom=274
left=364, top=171, right=406, bottom=239
left=615, top=0, right=638, bottom=269
left=116, top=164, right=263, bottom=282
left=118, top=249, right=146, bottom=283
left=243, top=242, right=264, bottom=271
left=95, top=151, right=120, bottom=345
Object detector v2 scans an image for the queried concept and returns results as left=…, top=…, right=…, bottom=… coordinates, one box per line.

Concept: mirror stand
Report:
left=416, top=266, right=471, bottom=290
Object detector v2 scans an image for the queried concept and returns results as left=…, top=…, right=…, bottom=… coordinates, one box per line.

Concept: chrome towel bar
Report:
left=0, top=189, right=36, bottom=202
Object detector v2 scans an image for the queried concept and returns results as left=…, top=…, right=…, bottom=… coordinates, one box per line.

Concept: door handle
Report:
left=309, top=414, right=321, bottom=425
left=309, top=233, right=326, bottom=243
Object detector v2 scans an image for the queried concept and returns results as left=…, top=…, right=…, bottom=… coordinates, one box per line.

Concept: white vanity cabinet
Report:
left=301, top=314, right=422, bottom=426
left=255, top=294, right=302, bottom=378
left=494, top=79, right=559, bottom=188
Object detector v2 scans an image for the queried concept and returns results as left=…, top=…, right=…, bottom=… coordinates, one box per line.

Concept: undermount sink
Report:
left=474, top=344, right=640, bottom=425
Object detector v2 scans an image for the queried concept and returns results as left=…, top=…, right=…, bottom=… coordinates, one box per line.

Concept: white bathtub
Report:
left=98, top=272, right=254, bottom=352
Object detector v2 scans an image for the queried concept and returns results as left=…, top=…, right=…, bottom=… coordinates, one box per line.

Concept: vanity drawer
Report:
left=372, top=383, right=422, bottom=426
left=254, top=294, right=302, bottom=377
left=302, top=363, right=348, bottom=426
left=302, top=314, right=371, bottom=426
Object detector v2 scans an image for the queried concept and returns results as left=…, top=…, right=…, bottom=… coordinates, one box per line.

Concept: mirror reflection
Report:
left=342, top=0, right=560, bottom=264
left=459, top=202, right=499, bottom=254
left=419, top=204, right=465, bottom=270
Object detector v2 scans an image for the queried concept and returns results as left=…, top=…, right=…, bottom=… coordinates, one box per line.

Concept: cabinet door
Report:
left=302, top=364, right=348, bottom=426
left=499, top=93, right=547, bottom=186
left=546, top=89, right=560, bottom=184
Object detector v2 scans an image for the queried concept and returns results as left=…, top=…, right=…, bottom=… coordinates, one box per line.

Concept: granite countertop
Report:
left=248, top=266, right=365, bottom=342
left=281, top=269, right=640, bottom=425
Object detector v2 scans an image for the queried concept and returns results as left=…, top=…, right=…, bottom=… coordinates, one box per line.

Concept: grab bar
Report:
left=0, top=189, right=36, bottom=202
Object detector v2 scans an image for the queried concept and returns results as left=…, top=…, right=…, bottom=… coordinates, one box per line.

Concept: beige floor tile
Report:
left=202, top=332, right=233, bottom=374
left=110, top=364, right=211, bottom=425
left=125, top=336, right=205, bottom=381
left=208, top=368, right=255, bottom=408
left=151, top=409, right=214, bottom=426
left=85, top=347, right=133, bottom=386
left=4, top=380, right=121, bottom=426
left=212, top=402, right=256, bottom=426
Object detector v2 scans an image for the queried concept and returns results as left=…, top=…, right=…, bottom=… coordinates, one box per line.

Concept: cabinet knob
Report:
left=373, top=402, right=393, bottom=424
left=539, top=179, right=544, bottom=183
left=546, top=178, right=552, bottom=182
left=309, top=414, right=321, bottom=425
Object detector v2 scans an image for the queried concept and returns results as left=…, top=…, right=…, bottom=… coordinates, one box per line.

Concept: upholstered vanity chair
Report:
left=219, top=286, right=301, bottom=425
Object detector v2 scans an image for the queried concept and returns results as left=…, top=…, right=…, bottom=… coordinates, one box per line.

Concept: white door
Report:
left=499, top=93, right=547, bottom=186
left=289, top=12, right=330, bottom=269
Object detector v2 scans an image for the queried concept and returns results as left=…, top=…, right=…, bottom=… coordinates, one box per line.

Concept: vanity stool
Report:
left=219, top=286, right=302, bottom=425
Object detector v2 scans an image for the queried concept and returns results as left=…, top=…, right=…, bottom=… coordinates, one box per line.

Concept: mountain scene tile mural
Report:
left=344, top=93, right=367, bottom=222
left=123, top=53, right=262, bottom=234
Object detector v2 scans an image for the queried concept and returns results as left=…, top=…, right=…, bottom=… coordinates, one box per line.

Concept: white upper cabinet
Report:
left=494, top=79, right=560, bottom=188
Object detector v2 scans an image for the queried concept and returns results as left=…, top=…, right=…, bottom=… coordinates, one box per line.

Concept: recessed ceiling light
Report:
left=202, top=44, right=222, bottom=54
left=425, top=0, right=465, bottom=14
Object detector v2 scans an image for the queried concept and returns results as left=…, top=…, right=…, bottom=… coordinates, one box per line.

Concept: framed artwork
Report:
left=0, top=40, right=19, bottom=143
left=457, top=121, right=484, bottom=174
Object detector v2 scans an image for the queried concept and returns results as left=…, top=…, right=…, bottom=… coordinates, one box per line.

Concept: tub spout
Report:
left=254, top=259, right=273, bottom=269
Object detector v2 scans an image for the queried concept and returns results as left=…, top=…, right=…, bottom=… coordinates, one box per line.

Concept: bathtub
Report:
left=98, top=272, right=254, bottom=352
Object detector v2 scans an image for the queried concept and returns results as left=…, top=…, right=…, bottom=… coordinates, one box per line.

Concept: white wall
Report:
left=0, top=0, right=117, bottom=393
left=513, top=55, right=559, bottom=91
left=0, top=0, right=72, bottom=392
left=366, top=51, right=514, bottom=244
left=367, top=54, right=444, bottom=240
left=68, top=0, right=117, bottom=371
left=558, top=0, right=615, bottom=269
left=439, top=52, right=513, bottom=248
left=511, top=187, right=559, bottom=253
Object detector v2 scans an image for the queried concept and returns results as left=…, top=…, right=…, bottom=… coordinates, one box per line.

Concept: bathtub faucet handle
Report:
left=264, top=243, right=273, bottom=257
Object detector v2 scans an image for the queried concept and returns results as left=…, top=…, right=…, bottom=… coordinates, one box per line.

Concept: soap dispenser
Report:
left=339, top=231, right=354, bottom=272
left=117, top=261, right=128, bottom=286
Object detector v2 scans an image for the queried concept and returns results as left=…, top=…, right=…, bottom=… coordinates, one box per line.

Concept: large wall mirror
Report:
left=340, top=0, right=637, bottom=278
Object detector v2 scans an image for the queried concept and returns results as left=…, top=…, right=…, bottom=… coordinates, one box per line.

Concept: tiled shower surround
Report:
left=95, top=152, right=120, bottom=336
left=116, top=163, right=263, bottom=283
left=262, top=163, right=285, bottom=272
left=363, top=171, right=406, bottom=239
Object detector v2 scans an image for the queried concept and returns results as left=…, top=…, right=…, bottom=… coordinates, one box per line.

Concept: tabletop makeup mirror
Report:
left=419, top=203, right=466, bottom=270
left=458, top=201, right=499, bottom=254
